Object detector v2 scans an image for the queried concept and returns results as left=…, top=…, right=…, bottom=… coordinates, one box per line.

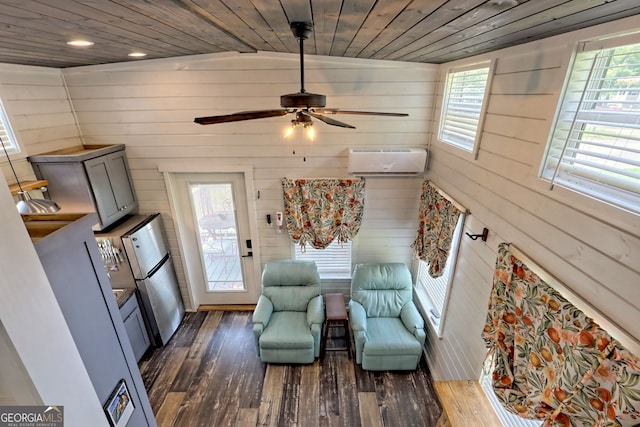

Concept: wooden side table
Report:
left=321, top=293, right=351, bottom=359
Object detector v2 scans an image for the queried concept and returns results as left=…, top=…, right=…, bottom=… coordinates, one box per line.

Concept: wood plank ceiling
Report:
left=0, top=0, right=639, bottom=68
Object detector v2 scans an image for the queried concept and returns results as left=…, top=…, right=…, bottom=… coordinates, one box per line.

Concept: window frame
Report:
left=0, top=93, right=20, bottom=154
left=293, top=239, right=352, bottom=280
left=413, top=211, right=466, bottom=338
left=540, top=35, right=640, bottom=214
left=438, top=61, right=493, bottom=158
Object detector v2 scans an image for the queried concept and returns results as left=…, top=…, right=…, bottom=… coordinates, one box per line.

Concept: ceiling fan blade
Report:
left=302, top=111, right=355, bottom=129
left=194, top=109, right=290, bottom=125
left=313, top=109, right=409, bottom=117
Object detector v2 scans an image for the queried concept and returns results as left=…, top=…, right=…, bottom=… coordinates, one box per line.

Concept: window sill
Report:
left=319, top=274, right=352, bottom=281
left=414, top=285, right=444, bottom=339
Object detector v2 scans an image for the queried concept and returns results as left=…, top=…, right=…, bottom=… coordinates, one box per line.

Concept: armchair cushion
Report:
left=260, top=312, right=314, bottom=350
left=262, top=260, right=321, bottom=312
left=365, top=318, right=423, bottom=356
left=351, top=263, right=413, bottom=317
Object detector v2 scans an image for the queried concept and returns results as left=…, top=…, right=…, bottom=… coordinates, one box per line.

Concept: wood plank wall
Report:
left=58, top=53, right=436, bottom=309
left=0, top=64, right=82, bottom=186
left=423, top=16, right=640, bottom=380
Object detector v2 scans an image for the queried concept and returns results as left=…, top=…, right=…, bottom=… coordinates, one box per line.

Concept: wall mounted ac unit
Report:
left=348, top=147, right=428, bottom=175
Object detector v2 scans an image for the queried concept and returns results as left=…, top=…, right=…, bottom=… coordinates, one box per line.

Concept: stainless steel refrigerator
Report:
left=96, top=213, right=185, bottom=346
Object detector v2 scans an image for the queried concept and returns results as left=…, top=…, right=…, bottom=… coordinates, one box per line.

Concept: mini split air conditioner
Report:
left=348, top=147, right=428, bottom=176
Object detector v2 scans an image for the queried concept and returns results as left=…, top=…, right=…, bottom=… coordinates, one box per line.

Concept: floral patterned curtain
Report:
left=282, top=178, right=365, bottom=250
left=482, top=243, right=640, bottom=426
left=411, top=180, right=462, bottom=278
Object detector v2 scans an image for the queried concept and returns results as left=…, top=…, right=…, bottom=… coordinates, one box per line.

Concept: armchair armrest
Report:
left=307, top=295, right=324, bottom=358
left=253, top=295, right=273, bottom=327
left=348, top=300, right=367, bottom=332
left=306, top=295, right=324, bottom=326
left=252, top=295, right=273, bottom=356
left=401, top=302, right=426, bottom=345
left=349, top=300, right=368, bottom=364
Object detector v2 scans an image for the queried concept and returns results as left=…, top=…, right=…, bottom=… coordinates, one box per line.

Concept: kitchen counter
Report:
left=23, top=213, right=94, bottom=242
left=113, top=288, right=135, bottom=308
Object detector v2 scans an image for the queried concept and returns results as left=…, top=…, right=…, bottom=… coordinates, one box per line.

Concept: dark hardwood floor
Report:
left=140, top=311, right=443, bottom=427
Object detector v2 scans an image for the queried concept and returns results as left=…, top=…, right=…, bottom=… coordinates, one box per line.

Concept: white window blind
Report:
left=480, top=368, right=542, bottom=427
left=542, top=40, right=640, bottom=213
left=294, top=240, right=352, bottom=279
left=0, top=98, right=18, bottom=152
left=415, top=212, right=464, bottom=336
left=439, top=65, right=491, bottom=152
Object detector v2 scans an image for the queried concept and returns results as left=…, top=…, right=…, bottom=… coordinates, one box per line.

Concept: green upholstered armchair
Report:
left=349, top=263, right=426, bottom=371
left=252, top=260, right=324, bottom=364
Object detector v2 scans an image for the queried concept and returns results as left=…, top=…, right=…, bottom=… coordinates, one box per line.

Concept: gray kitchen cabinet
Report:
left=119, top=293, right=151, bottom=362
left=28, top=144, right=138, bottom=230
left=27, top=213, right=155, bottom=427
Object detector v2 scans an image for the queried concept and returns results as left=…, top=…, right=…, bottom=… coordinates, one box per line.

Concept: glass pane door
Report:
left=188, top=182, right=244, bottom=291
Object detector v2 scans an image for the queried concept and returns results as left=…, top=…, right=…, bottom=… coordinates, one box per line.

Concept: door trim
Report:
left=159, top=161, right=262, bottom=309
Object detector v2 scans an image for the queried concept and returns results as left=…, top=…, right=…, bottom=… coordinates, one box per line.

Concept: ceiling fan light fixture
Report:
left=284, top=121, right=297, bottom=138
left=305, top=123, right=315, bottom=141
left=284, top=113, right=315, bottom=140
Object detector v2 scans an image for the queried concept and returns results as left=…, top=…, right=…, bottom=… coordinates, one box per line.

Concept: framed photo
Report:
left=104, top=379, right=134, bottom=426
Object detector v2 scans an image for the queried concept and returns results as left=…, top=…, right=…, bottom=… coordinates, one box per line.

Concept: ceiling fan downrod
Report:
left=290, top=22, right=312, bottom=94
left=280, top=22, right=326, bottom=109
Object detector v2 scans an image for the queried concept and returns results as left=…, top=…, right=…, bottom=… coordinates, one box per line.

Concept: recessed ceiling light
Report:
left=128, top=52, right=147, bottom=58
left=66, top=40, right=94, bottom=47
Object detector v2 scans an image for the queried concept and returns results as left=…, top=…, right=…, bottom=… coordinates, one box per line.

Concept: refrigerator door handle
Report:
left=146, top=253, right=171, bottom=279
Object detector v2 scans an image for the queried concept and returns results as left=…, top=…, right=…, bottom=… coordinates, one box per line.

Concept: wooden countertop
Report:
left=9, top=180, right=49, bottom=196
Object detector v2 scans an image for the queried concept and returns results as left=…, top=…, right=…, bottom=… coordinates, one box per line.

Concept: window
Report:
left=542, top=38, right=640, bottom=214
left=439, top=64, right=491, bottom=153
left=293, top=240, right=352, bottom=279
left=480, top=365, right=542, bottom=427
left=0, top=98, right=19, bottom=152
left=414, top=212, right=465, bottom=336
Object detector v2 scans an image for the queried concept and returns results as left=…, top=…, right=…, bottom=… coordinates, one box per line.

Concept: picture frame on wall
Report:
left=104, top=379, right=134, bottom=426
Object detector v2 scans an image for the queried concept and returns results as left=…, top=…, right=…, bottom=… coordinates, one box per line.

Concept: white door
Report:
left=169, top=173, right=259, bottom=306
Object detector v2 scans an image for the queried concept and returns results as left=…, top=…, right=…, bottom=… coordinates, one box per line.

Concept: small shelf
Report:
left=9, top=180, right=49, bottom=196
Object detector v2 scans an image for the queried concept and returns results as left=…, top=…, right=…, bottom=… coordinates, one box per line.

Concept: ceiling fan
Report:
left=194, top=21, right=409, bottom=131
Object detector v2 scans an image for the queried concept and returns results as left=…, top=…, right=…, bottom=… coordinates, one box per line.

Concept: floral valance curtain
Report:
left=282, top=178, right=365, bottom=250
left=411, top=180, right=462, bottom=278
left=482, top=243, right=640, bottom=426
